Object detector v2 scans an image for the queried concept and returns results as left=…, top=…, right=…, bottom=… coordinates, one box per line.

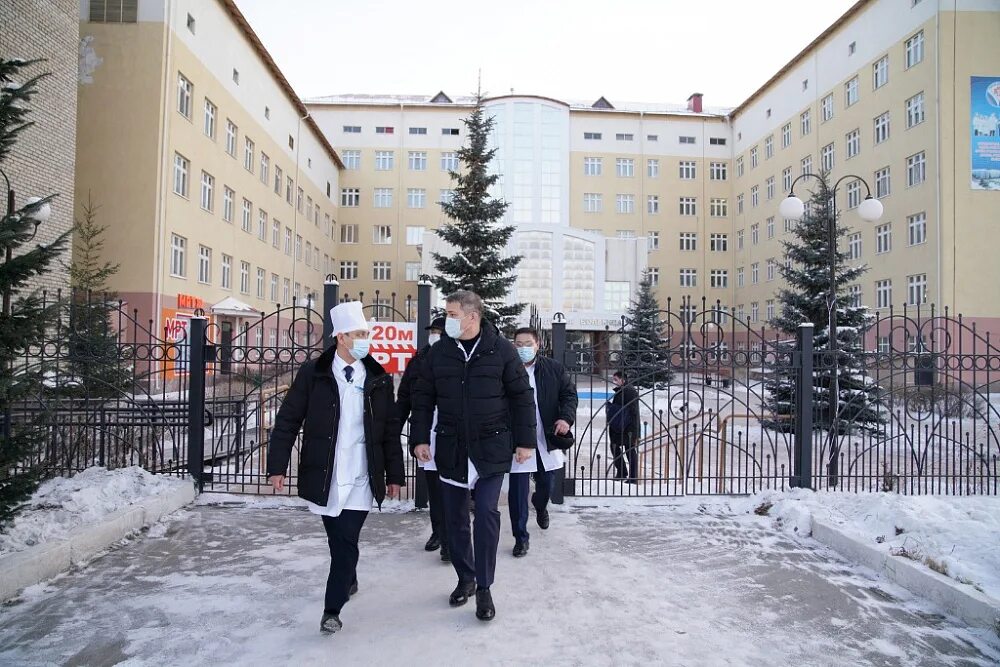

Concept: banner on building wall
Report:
left=971, top=76, right=1000, bottom=191
left=161, top=309, right=215, bottom=380
left=368, top=322, right=417, bottom=374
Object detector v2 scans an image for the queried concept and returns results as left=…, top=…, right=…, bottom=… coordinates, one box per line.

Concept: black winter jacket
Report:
left=529, top=355, right=578, bottom=451
left=606, top=384, right=641, bottom=438
left=395, top=343, right=430, bottom=437
left=409, top=321, right=537, bottom=483
left=267, top=348, right=405, bottom=507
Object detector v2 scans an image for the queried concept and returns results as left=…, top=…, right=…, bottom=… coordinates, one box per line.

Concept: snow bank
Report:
left=0, top=467, right=188, bottom=556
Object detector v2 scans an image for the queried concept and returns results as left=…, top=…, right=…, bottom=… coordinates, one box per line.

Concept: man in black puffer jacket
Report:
left=410, top=290, right=537, bottom=623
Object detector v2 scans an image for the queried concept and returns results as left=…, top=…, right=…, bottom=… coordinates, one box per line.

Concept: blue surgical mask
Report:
left=427, top=333, right=441, bottom=346
left=517, top=346, right=537, bottom=364
left=445, top=316, right=463, bottom=339
left=349, top=338, right=370, bottom=360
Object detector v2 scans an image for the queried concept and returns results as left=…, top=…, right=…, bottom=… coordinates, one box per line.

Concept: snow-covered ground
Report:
left=0, top=467, right=188, bottom=556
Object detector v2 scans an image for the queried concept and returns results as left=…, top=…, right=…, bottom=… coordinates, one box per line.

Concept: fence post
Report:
left=323, top=276, right=340, bottom=346
left=187, top=315, right=208, bottom=493
left=550, top=313, right=568, bottom=503
left=412, top=280, right=434, bottom=509
left=791, top=323, right=814, bottom=490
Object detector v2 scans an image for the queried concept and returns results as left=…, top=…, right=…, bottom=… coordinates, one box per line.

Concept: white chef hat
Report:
left=329, top=301, right=370, bottom=337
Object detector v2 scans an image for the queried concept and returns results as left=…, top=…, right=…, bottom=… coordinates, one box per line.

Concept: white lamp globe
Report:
left=778, top=195, right=805, bottom=220
left=858, top=197, right=884, bottom=222
left=25, top=196, right=52, bottom=223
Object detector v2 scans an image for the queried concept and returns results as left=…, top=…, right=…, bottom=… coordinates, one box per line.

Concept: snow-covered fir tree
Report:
left=620, top=270, right=674, bottom=388
left=762, top=173, right=884, bottom=434
left=431, top=93, right=523, bottom=333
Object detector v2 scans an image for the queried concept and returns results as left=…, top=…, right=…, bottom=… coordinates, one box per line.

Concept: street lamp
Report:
left=779, top=173, right=882, bottom=485
left=2, top=169, right=53, bottom=317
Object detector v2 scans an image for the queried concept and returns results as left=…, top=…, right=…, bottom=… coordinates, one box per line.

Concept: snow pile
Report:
left=0, top=467, right=188, bottom=556
left=730, top=489, right=1000, bottom=600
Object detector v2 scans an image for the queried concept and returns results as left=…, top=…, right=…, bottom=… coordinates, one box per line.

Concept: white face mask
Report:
left=445, top=315, right=464, bottom=339
left=427, top=333, right=441, bottom=346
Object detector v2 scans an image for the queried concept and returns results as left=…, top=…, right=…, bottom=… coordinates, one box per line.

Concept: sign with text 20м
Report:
left=369, top=322, right=417, bottom=374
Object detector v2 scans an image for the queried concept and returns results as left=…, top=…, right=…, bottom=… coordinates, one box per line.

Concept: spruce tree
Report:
left=762, top=173, right=884, bottom=434
left=620, top=270, right=674, bottom=389
left=432, top=93, right=523, bottom=333
left=0, top=58, right=71, bottom=526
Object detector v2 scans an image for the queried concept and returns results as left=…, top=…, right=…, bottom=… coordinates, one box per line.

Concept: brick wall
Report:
left=0, top=0, right=79, bottom=296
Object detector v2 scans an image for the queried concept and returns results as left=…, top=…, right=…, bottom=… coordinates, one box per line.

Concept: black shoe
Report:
left=320, top=612, right=343, bottom=634
left=349, top=581, right=358, bottom=597
left=536, top=509, right=550, bottom=530
left=424, top=534, right=441, bottom=551
left=513, top=540, right=529, bottom=558
left=475, top=589, right=495, bottom=621
left=440, top=543, right=451, bottom=562
left=449, top=581, right=476, bottom=607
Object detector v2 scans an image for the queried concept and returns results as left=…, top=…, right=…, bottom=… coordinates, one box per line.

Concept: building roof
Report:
left=217, top=0, right=344, bottom=169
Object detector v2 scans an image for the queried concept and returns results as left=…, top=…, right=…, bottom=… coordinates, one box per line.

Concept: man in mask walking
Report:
left=410, top=291, right=536, bottom=622
left=606, top=370, right=640, bottom=482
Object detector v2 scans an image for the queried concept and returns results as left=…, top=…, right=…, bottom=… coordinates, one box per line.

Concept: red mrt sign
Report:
left=369, top=322, right=418, bottom=374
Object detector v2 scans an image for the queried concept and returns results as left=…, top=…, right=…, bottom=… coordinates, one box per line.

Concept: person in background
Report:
left=267, top=301, right=404, bottom=635
left=410, top=291, right=536, bottom=622
left=606, top=370, right=640, bottom=483
left=508, top=327, right=578, bottom=557
left=396, top=316, right=450, bottom=562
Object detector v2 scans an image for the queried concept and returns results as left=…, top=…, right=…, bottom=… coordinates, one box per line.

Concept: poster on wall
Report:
left=971, top=76, right=1000, bottom=190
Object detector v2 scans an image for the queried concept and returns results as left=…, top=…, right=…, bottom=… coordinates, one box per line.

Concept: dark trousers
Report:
left=425, top=469, right=447, bottom=542
left=440, top=472, right=503, bottom=589
left=609, top=431, right=638, bottom=480
left=508, top=468, right=556, bottom=542
left=321, top=510, right=368, bottom=614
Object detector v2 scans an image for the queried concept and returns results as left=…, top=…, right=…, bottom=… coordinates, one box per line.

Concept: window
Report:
left=802, top=79, right=809, bottom=92
left=343, top=125, right=361, bottom=134
left=710, top=162, right=727, bottom=180
left=873, top=56, right=889, bottom=89
left=203, top=99, right=216, bottom=138
left=439, top=189, right=455, bottom=205
left=282, top=278, right=291, bottom=304
left=407, top=188, right=426, bottom=209
left=234, top=261, right=248, bottom=294
left=341, top=188, right=360, bottom=207
left=241, top=198, right=252, bottom=233
left=442, top=128, right=460, bottom=136
left=232, top=68, right=240, bottom=85
left=679, top=233, right=697, bottom=251
left=848, top=41, right=856, bottom=56
left=583, top=193, right=602, bottom=213
left=252, top=267, right=263, bottom=299
left=751, top=303, right=759, bottom=322
left=373, top=188, right=393, bottom=208
left=846, top=180, right=862, bottom=209
left=405, top=262, right=421, bottom=282
left=751, top=223, right=760, bottom=245
left=284, top=227, right=292, bottom=255
left=375, top=151, right=394, bottom=170
left=648, top=134, right=659, bottom=142
left=843, top=129, right=860, bottom=160
left=845, top=76, right=859, bottom=107
left=709, top=137, right=726, bottom=146
left=848, top=233, right=862, bottom=260
left=875, top=166, right=891, bottom=199
left=849, top=285, right=862, bottom=308
left=782, top=167, right=792, bottom=194
left=766, top=258, right=776, bottom=281
left=710, top=270, right=728, bottom=288
left=679, top=197, right=697, bottom=216
left=736, top=156, right=744, bottom=177
left=260, top=153, right=269, bottom=184
left=375, top=126, right=394, bottom=135
left=221, top=255, right=232, bottom=290
left=766, top=300, right=775, bottom=321
left=766, top=216, right=775, bottom=238
left=710, top=233, right=728, bottom=252
left=737, top=193, right=744, bottom=214
left=679, top=136, right=696, bottom=144
left=647, top=268, right=659, bottom=286
left=268, top=273, right=278, bottom=301
left=647, top=159, right=659, bottom=178
left=305, top=197, right=313, bottom=222
left=905, top=31, right=924, bottom=69
left=679, top=161, right=696, bottom=179
left=876, top=223, right=892, bottom=254
left=405, top=226, right=426, bottom=246
left=342, top=150, right=360, bottom=170
left=409, top=126, right=427, bottom=135
left=177, top=73, right=192, bottom=118
left=647, top=231, right=660, bottom=250
left=272, top=220, right=280, bottom=248
left=89, top=0, right=139, bottom=22
left=441, top=152, right=459, bottom=172
left=737, top=267, right=745, bottom=287
left=274, top=166, right=282, bottom=195
left=199, top=171, right=214, bottom=211
left=604, top=281, right=631, bottom=311
left=766, top=177, right=775, bottom=201
left=408, top=151, right=427, bottom=171
left=583, top=132, right=602, bottom=140
left=906, top=151, right=926, bottom=186
left=821, top=94, right=834, bottom=122
left=616, top=158, right=634, bottom=177
left=801, top=155, right=812, bottom=176
left=173, top=153, right=189, bottom=197
left=873, top=112, right=890, bottom=145
left=257, top=209, right=267, bottom=241
left=170, top=234, right=186, bottom=277
left=781, top=123, right=791, bottom=148
left=222, top=186, right=234, bottom=222
left=616, top=194, right=635, bottom=214
left=225, top=120, right=237, bottom=157
left=373, top=225, right=392, bottom=244
left=647, top=195, right=659, bottom=214
left=908, top=212, right=927, bottom=245
left=341, top=224, right=358, bottom=244
left=784, top=218, right=794, bottom=233
left=373, top=261, right=392, bottom=281
left=764, top=135, right=774, bottom=159
left=679, top=268, right=697, bottom=288
left=197, top=245, right=211, bottom=284
left=751, top=185, right=759, bottom=208
left=584, top=157, right=602, bottom=176
left=907, top=274, right=927, bottom=305
left=616, top=133, right=634, bottom=141
left=751, top=262, right=759, bottom=284
left=295, top=235, right=303, bottom=262
left=296, top=187, right=304, bottom=213
left=821, top=143, right=835, bottom=172
left=800, top=109, right=811, bottom=136
left=906, top=92, right=925, bottom=128
left=737, top=229, right=744, bottom=250
left=876, top=279, right=893, bottom=309
left=616, top=230, right=637, bottom=239
left=710, top=198, right=728, bottom=217
left=243, top=137, right=254, bottom=172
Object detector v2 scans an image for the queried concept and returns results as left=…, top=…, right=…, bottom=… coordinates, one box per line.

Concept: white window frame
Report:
left=170, top=234, right=186, bottom=278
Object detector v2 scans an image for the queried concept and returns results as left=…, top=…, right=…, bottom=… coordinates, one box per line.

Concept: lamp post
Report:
left=1, top=168, right=53, bottom=317
left=779, top=173, right=882, bottom=486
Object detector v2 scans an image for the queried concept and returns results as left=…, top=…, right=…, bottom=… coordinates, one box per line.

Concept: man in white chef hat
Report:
left=268, top=301, right=405, bottom=634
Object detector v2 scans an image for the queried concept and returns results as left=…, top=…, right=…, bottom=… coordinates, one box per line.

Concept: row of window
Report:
left=734, top=211, right=927, bottom=252
left=581, top=194, right=717, bottom=216
left=342, top=125, right=461, bottom=136
left=338, top=187, right=454, bottom=209
left=581, top=132, right=726, bottom=145
left=582, top=158, right=728, bottom=180
left=340, top=149, right=460, bottom=172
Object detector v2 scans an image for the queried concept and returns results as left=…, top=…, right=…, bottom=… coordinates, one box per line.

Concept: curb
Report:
left=811, top=518, right=1000, bottom=633
left=0, top=482, right=197, bottom=603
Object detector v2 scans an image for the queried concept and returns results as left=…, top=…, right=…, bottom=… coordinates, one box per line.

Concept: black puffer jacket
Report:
left=395, top=343, right=430, bottom=437
left=267, top=348, right=405, bottom=507
left=409, top=321, right=537, bottom=483
left=531, top=355, right=578, bottom=451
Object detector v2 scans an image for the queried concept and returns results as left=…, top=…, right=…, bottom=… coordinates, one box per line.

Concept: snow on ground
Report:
left=0, top=467, right=188, bottom=556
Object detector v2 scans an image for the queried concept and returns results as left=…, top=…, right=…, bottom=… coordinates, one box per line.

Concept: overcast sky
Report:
left=234, top=0, right=859, bottom=108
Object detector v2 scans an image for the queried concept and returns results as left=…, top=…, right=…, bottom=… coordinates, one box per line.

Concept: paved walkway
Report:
left=1, top=501, right=998, bottom=666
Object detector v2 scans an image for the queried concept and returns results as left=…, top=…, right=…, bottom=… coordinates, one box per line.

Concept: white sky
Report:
left=234, top=0, right=860, bottom=108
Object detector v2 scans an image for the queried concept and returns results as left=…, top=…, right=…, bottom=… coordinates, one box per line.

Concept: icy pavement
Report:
left=1, top=502, right=998, bottom=667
